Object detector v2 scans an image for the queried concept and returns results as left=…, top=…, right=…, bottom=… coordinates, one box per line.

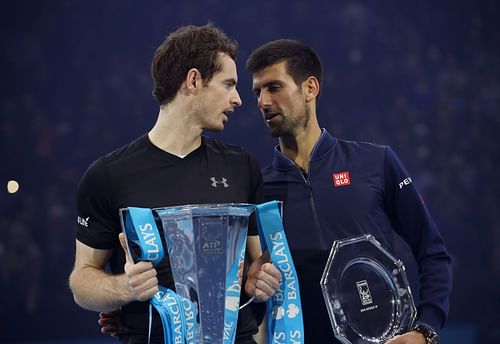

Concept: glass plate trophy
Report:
left=120, top=203, right=255, bottom=344
left=320, top=234, right=416, bottom=344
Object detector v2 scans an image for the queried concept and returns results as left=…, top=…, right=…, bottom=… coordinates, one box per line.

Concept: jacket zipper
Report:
left=299, top=168, right=327, bottom=250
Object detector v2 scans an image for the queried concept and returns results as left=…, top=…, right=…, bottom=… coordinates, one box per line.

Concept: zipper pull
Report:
left=303, top=173, right=312, bottom=196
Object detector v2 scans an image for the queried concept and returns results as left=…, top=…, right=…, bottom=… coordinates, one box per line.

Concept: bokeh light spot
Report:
left=7, top=180, right=20, bottom=193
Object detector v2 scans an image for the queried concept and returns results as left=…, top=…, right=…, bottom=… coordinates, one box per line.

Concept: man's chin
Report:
left=205, top=125, right=225, bottom=133
left=268, top=126, right=283, bottom=138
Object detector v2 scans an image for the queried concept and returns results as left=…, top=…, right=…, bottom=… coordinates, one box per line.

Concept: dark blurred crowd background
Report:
left=1, top=0, right=499, bottom=343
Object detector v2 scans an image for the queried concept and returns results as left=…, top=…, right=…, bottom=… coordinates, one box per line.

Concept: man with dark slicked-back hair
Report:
left=247, top=39, right=452, bottom=344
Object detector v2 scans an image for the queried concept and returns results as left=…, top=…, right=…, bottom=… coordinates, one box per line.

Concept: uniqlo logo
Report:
left=333, top=171, right=351, bottom=187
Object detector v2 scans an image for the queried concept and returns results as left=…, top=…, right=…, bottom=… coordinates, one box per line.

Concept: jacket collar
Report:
left=272, top=129, right=338, bottom=170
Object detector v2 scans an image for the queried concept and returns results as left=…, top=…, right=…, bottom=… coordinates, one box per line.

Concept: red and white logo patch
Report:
left=333, top=171, right=351, bottom=187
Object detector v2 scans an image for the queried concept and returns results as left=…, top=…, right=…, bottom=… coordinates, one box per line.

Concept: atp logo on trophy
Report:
left=200, top=219, right=223, bottom=255
left=356, top=280, right=373, bottom=306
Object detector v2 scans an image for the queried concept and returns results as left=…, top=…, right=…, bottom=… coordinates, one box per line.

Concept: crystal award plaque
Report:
left=121, top=203, right=255, bottom=344
left=320, top=234, right=416, bottom=344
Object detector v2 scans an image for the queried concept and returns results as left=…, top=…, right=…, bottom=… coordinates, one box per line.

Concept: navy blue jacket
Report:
left=262, top=129, right=452, bottom=340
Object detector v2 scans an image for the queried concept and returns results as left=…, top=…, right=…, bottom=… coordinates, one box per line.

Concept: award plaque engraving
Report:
left=121, top=203, right=255, bottom=344
left=320, top=234, right=416, bottom=344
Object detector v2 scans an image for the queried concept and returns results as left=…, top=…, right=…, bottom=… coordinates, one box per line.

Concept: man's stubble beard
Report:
left=269, top=105, right=310, bottom=139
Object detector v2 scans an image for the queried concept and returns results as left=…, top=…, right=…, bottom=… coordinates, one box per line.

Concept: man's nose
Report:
left=258, top=90, right=271, bottom=109
left=232, top=89, right=242, bottom=107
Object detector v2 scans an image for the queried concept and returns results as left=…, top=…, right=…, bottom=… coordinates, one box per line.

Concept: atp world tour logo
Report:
left=200, top=221, right=223, bottom=255
left=356, top=280, right=373, bottom=306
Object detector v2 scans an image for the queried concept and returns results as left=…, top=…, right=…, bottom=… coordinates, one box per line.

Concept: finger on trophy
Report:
left=238, top=260, right=244, bottom=285
left=98, top=309, right=122, bottom=338
left=254, top=279, right=274, bottom=302
left=262, top=262, right=282, bottom=287
left=119, top=232, right=134, bottom=264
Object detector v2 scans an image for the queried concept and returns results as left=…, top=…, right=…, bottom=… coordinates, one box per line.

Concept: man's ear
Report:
left=303, top=76, right=320, bottom=102
left=185, top=68, right=202, bottom=92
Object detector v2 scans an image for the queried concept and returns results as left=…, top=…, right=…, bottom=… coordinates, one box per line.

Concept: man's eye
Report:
left=253, top=90, right=261, bottom=97
left=268, top=85, right=280, bottom=93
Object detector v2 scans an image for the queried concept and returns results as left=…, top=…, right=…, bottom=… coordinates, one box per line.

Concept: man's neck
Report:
left=148, top=105, right=203, bottom=157
left=279, top=124, right=322, bottom=173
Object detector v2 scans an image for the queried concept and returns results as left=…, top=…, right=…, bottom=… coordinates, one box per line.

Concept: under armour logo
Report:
left=210, top=177, right=229, bottom=188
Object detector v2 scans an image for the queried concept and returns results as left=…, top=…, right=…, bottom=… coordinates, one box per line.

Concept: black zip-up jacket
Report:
left=262, top=129, right=452, bottom=342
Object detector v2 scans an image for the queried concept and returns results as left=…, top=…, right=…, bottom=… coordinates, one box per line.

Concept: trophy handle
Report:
left=239, top=296, right=255, bottom=310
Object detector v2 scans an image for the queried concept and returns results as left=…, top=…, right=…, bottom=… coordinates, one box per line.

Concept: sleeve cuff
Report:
left=416, top=305, right=445, bottom=332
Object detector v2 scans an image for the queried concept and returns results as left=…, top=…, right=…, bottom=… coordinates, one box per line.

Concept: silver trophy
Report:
left=121, top=203, right=255, bottom=344
left=320, top=234, right=416, bottom=344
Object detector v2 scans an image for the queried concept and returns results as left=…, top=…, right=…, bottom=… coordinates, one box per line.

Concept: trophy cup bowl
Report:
left=121, top=203, right=256, bottom=344
left=320, top=234, right=416, bottom=344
